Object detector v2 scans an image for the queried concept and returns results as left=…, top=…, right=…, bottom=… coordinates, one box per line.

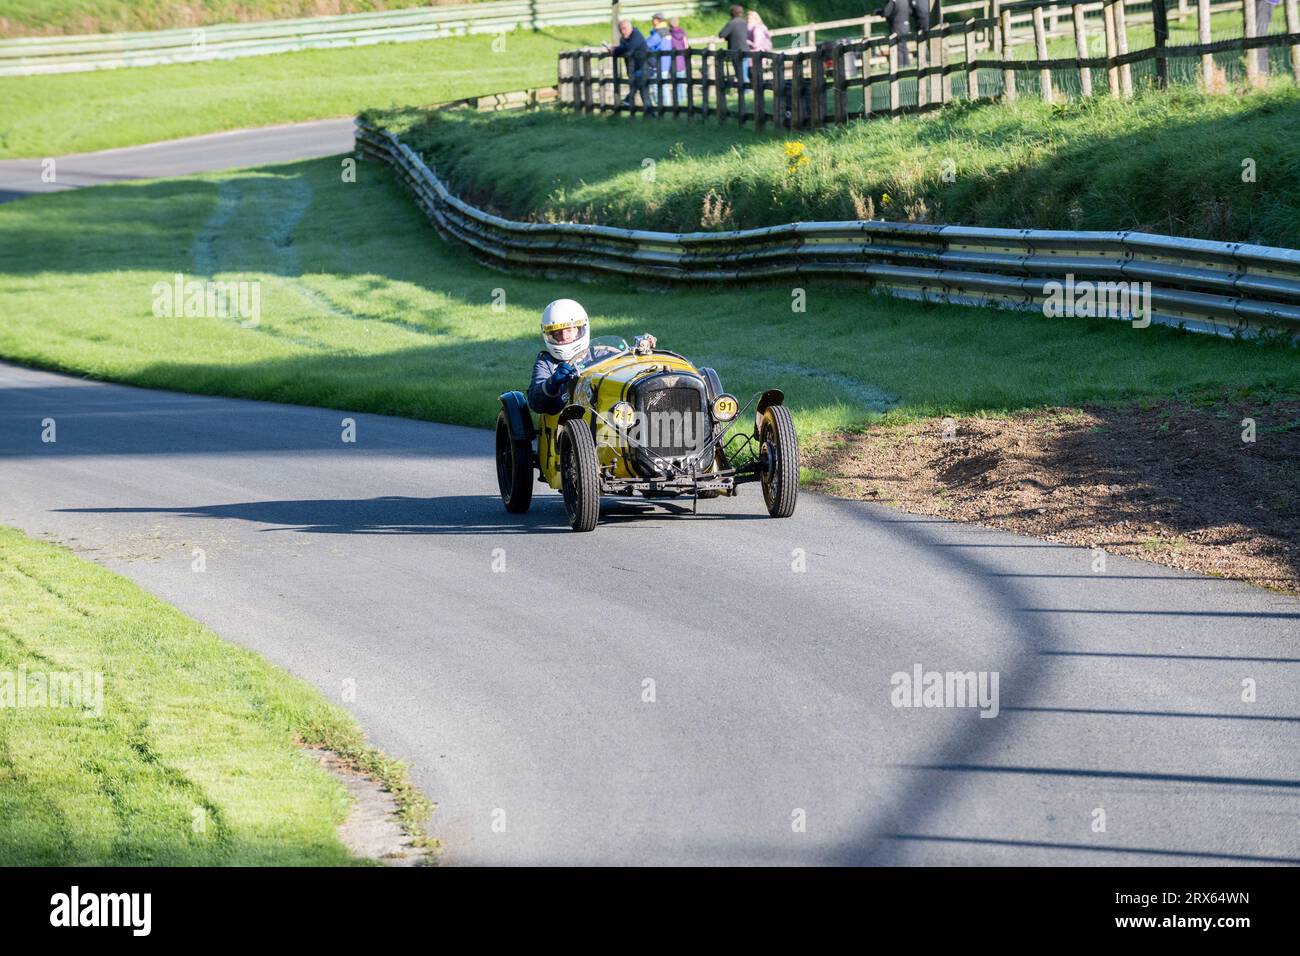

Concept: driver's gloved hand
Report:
left=549, top=362, right=577, bottom=391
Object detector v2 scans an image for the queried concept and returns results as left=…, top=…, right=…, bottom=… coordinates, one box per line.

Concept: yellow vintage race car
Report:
left=495, top=335, right=799, bottom=531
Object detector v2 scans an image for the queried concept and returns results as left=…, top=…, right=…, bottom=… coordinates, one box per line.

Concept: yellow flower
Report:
left=784, top=141, right=808, bottom=174
left=882, top=192, right=892, bottom=206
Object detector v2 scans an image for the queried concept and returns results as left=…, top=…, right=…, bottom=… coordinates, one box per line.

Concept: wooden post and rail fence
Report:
left=558, top=0, right=1300, bottom=129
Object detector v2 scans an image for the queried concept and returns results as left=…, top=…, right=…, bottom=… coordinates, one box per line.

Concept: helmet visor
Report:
left=544, top=322, right=586, bottom=346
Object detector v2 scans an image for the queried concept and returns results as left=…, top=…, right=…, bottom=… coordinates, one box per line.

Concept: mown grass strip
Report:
left=0, top=525, right=432, bottom=864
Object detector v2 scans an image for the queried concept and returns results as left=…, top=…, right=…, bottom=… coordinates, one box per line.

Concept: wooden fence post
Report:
left=917, top=31, right=930, bottom=107
left=686, top=48, right=697, bottom=118
left=965, top=26, right=979, bottom=99
left=863, top=41, right=875, bottom=116
left=1000, top=7, right=1017, bottom=101
left=930, top=1, right=944, bottom=103
left=1114, top=0, right=1132, bottom=96
left=812, top=47, right=826, bottom=127
left=1243, top=0, right=1259, bottom=82
left=611, top=51, right=623, bottom=111
left=1032, top=5, right=1051, bottom=102
left=737, top=52, right=748, bottom=123
left=716, top=48, right=728, bottom=121
left=791, top=51, right=805, bottom=128
left=1104, top=1, right=1120, bottom=95
left=889, top=35, right=902, bottom=115
left=992, top=0, right=1003, bottom=53
left=1197, top=0, right=1214, bottom=87
left=755, top=51, right=768, bottom=129
left=1287, top=0, right=1300, bottom=83
left=772, top=51, right=786, bottom=128
left=1152, top=0, right=1169, bottom=87
left=656, top=54, right=667, bottom=118
left=938, top=24, right=951, bottom=102
left=833, top=43, right=848, bottom=122
left=702, top=48, right=712, bottom=119
left=671, top=48, right=681, bottom=119
left=582, top=51, right=594, bottom=112
left=1073, top=3, right=1092, bottom=96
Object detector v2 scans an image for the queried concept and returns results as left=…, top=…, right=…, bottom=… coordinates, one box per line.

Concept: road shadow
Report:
left=57, top=494, right=767, bottom=535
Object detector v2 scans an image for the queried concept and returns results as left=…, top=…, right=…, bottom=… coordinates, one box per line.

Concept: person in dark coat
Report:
left=878, top=0, right=928, bottom=67
left=717, top=4, right=749, bottom=84
left=606, top=19, right=650, bottom=108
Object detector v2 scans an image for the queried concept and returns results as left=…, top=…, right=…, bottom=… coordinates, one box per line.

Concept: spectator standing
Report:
left=646, top=13, right=672, bottom=106
left=669, top=17, right=690, bottom=103
left=878, top=0, right=926, bottom=67
left=606, top=19, right=650, bottom=109
left=718, top=4, right=749, bottom=85
left=745, top=10, right=773, bottom=85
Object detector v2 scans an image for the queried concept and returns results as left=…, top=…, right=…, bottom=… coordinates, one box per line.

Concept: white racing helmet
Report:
left=540, top=299, right=590, bottom=362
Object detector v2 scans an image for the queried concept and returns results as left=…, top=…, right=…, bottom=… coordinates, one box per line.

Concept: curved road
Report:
left=1, top=127, right=1298, bottom=865
left=0, top=119, right=355, bottom=203
left=2, top=360, right=1298, bottom=865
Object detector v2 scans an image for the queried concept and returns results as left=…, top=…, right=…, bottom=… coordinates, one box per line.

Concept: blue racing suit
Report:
left=527, top=350, right=576, bottom=415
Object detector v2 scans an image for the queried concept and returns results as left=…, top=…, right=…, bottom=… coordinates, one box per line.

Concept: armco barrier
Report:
left=355, top=117, right=1300, bottom=340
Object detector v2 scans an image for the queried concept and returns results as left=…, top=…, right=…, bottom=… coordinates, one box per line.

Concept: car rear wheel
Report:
left=758, top=404, right=798, bottom=518
left=496, top=410, right=533, bottom=514
left=560, top=419, right=600, bottom=532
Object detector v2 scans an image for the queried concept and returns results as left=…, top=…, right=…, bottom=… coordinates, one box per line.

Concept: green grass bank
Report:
left=372, top=82, right=1300, bottom=247
left=0, top=525, right=431, bottom=864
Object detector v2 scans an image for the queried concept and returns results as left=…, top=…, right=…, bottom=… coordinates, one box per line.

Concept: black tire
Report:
left=496, top=410, right=533, bottom=514
left=758, top=404, right=799, bottom=518
left=559, top=419, right=601, bottom=532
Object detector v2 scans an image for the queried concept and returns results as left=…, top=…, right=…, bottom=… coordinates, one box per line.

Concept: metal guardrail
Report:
left=0, top=1, right=713, bottom=76
left=356, top=117, right=1300, bottom=340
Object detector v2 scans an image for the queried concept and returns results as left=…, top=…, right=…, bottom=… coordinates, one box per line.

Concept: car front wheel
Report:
left=758, top=404, right=799, bottom=518
left=559, top=419, right=600, bottom=532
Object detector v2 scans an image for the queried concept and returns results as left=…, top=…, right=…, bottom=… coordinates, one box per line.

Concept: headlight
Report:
left=712, top=394, right=739, bottom=421
left=610, top=401, right=636, bottom=427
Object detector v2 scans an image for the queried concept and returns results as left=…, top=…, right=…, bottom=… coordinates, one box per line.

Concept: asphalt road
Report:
left=2, top=125, right=1297, bottom=865
left=0, top=119, right=355, bottom=203
left=2, top=359, right=1298, bottom=865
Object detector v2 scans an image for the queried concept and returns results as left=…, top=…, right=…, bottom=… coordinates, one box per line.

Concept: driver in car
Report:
left=528, top=299, right=656, bottom=415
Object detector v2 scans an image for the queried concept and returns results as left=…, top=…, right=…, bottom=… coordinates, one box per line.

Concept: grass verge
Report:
left=372, top=81, right=1300, bottom=246
left=2, top=0, right=844, bottom=37
left=807, top=398, right=1300, bottom=593
left=0, top=1, right=456, bottom=36
left=0, top=524, right=432, bottom=864
left=0, top=153, right=1296, bottom=440
left=0, top=18, right=690, bottom=158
